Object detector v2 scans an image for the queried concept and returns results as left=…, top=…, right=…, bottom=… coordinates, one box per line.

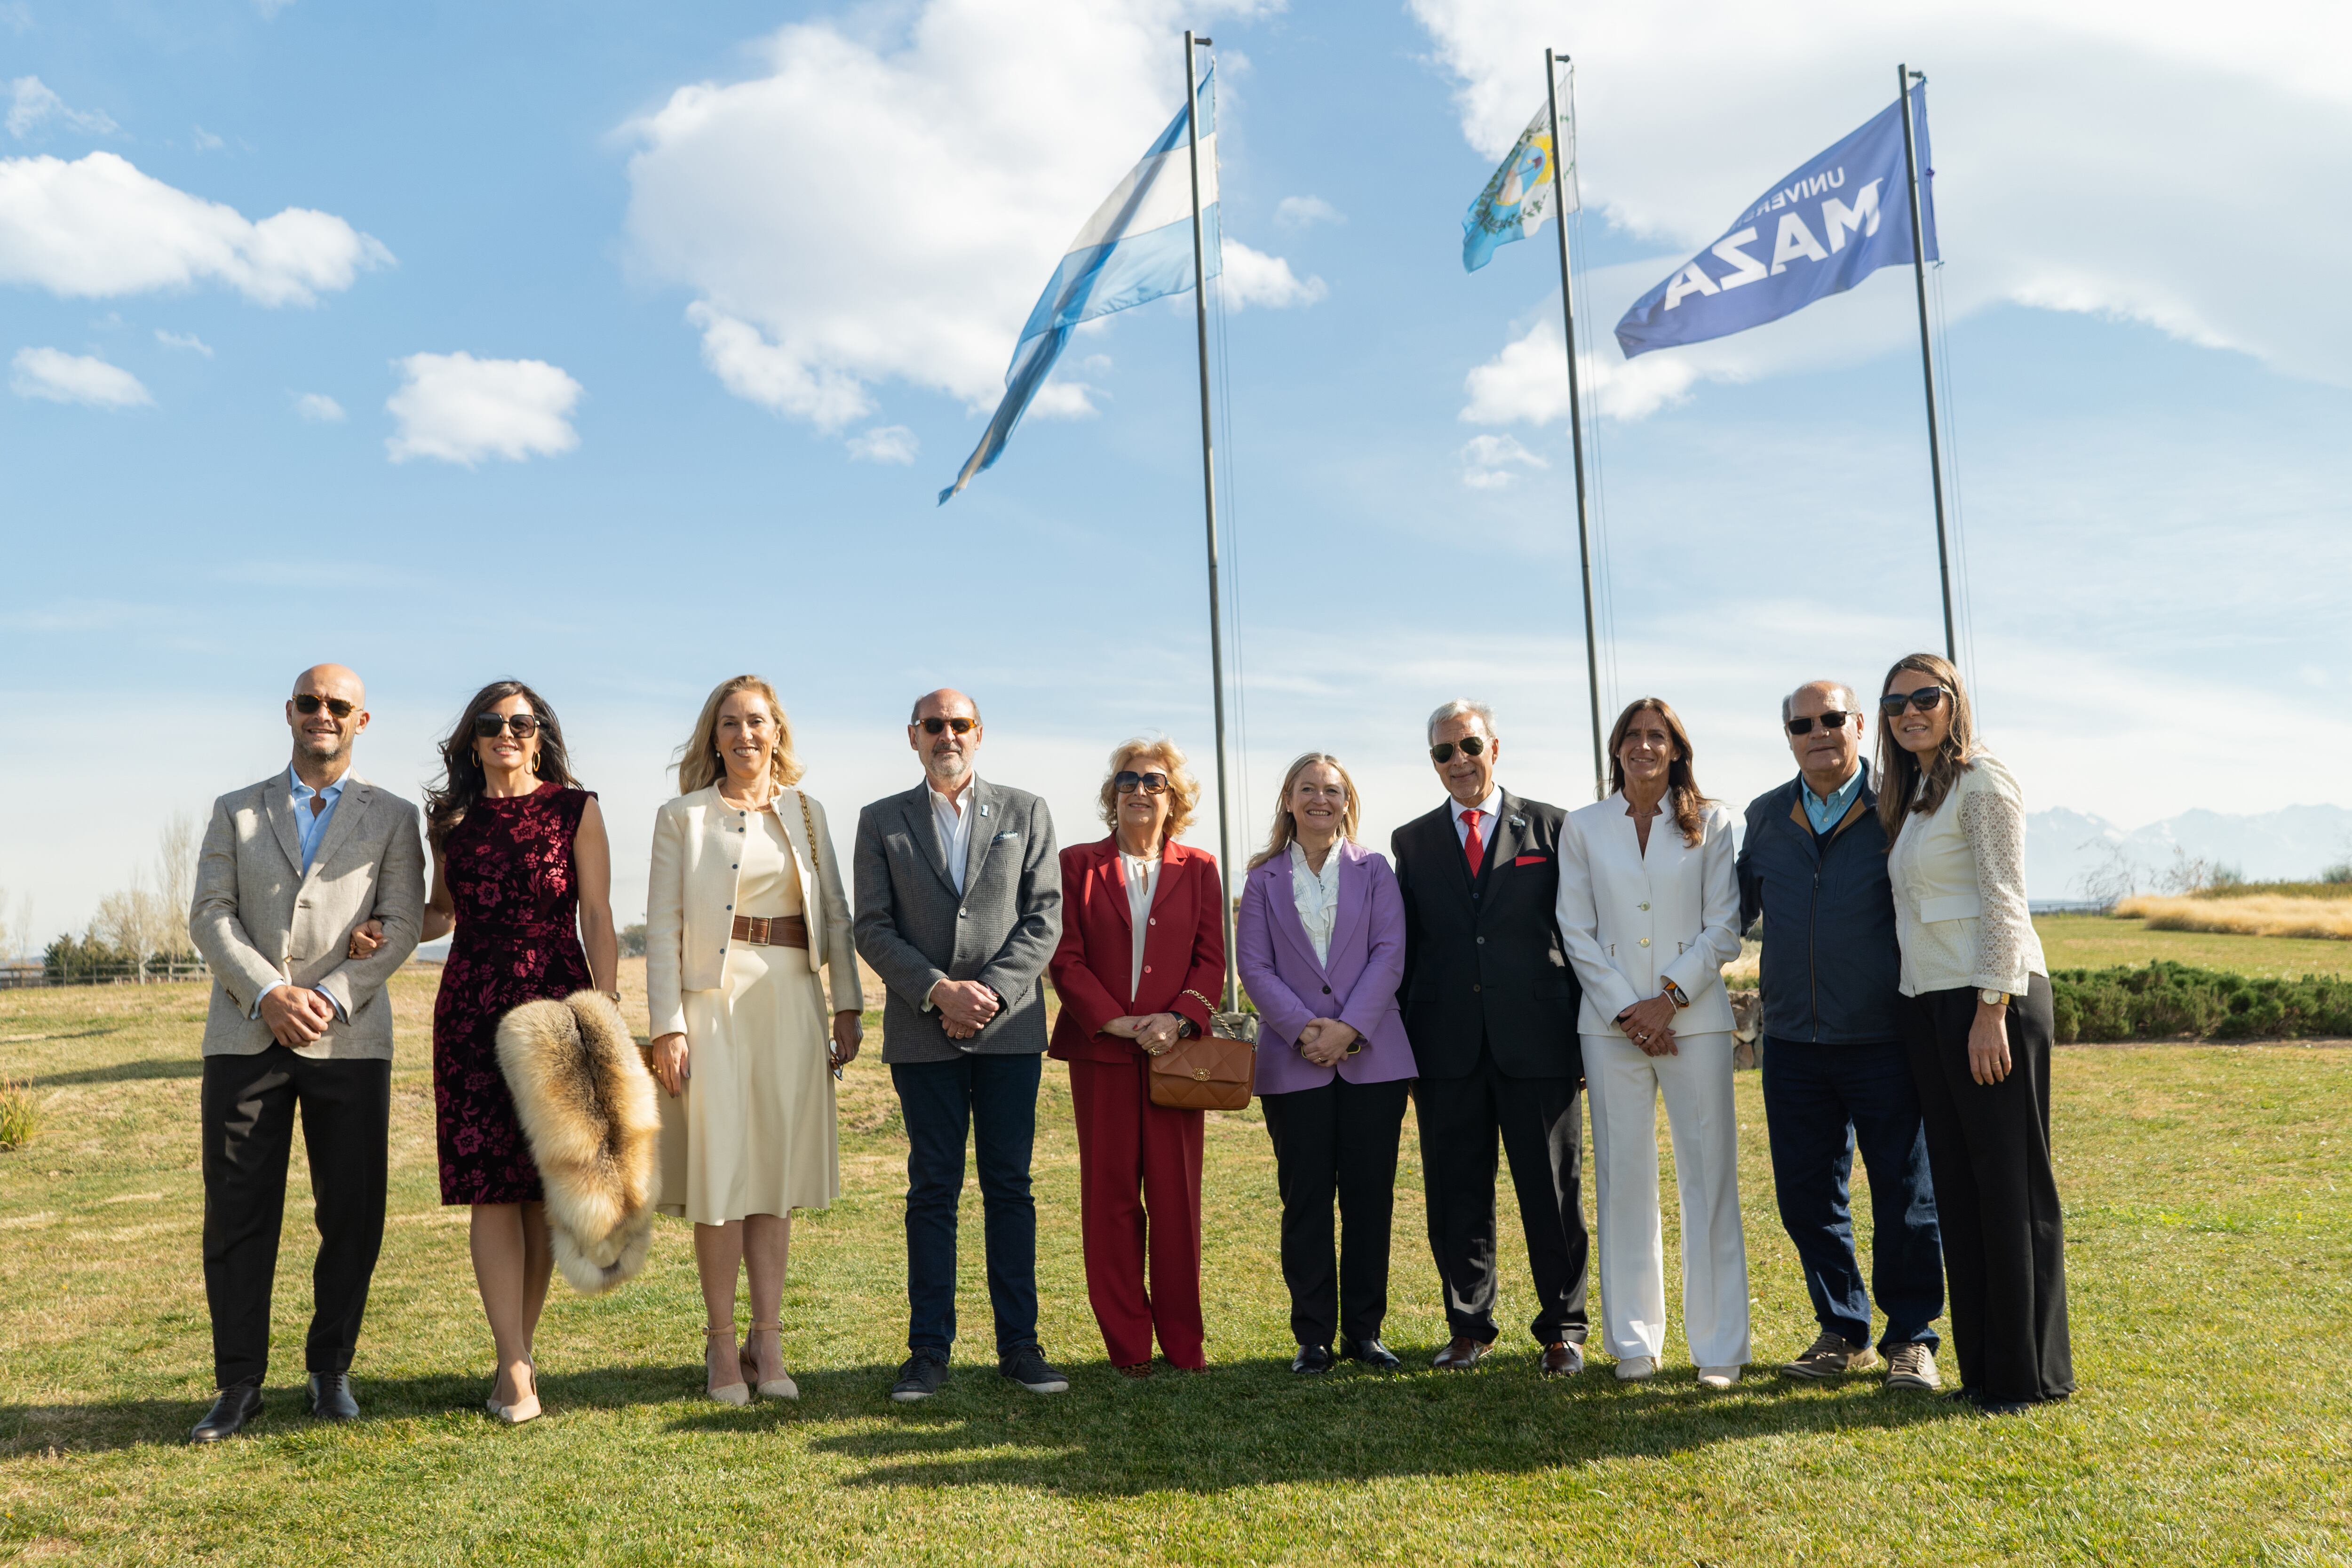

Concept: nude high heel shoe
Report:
left=486, top=1358, right=541, bottom=1424
left=705, top=1326, right=749, bottom=1406
left=740, top=1321, right=800, bottom=1401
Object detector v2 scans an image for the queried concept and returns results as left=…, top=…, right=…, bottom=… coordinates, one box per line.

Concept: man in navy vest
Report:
left=1737, top=679, right=1943, bottom=1390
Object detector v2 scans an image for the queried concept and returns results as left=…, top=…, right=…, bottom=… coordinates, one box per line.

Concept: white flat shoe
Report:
left=1614, top=1355, right=1657, bottom=1382
left=1698, top=1366, right=1742, bottom=1389
left=705, top=1327, right=749, bottom=1406
left=742, top=1322, right=800, bottom=1401
left=487, top=1361, right=541, bottom=1423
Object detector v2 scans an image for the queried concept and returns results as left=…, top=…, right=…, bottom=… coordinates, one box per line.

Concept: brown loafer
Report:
left=1539, top=1340, right=1585, bottom=1377
left=1431, top=1337, right=1490, bottom=1371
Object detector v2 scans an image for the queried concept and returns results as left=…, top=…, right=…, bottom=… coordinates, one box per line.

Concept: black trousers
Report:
left=200, top=1047, right=391, bottom=1389
left=1414, top=1048, right=1589, bottom=1345
left=1259, top=1075, right=1411, bottom=1348
left=1899, top=976, right=2074, bottom=1404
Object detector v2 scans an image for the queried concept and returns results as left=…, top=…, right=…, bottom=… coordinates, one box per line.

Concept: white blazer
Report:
left=1883, top=749, right=2045, bottom=997
left=646, top=784, right=859, bottom=1041
left=1555, top=792, right=1743, bottom=1036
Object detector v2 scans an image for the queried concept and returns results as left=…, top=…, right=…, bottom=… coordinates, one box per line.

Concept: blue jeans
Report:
left=892, top=1052, right=1042, bottom=1360
left=1761, top=1036, right=1943, bottom=1351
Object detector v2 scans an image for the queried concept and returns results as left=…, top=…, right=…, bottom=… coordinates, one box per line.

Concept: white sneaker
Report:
left=1614, top=1355, right=1657, bottom=1382
left=1697, top=1365, right=1742, bottom=1389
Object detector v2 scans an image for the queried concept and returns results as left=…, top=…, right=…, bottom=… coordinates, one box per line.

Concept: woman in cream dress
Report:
left=647, top=676, right=863, bottom=1404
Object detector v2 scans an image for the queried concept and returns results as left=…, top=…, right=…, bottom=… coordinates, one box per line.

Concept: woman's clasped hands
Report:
left=1104, top=1013, right=1184, bottom=1055
left=1294, top=1018, right=1359, bottom=1067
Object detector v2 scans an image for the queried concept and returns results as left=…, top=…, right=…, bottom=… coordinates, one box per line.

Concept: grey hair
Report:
left=1781, top=680, right=1860, bottom=724
left=1426, top=699, right=1498, bottom=744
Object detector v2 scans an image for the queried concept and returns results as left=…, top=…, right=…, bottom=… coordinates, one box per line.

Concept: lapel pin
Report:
left=1510, top=815, right=1526, bottom=828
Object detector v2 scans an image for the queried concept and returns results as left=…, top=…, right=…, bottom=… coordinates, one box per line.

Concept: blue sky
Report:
left=5, top=0, right=2349, bottom=941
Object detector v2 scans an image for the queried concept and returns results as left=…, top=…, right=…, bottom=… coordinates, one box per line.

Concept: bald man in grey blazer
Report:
left=185, top=664, right=425, bottom=1441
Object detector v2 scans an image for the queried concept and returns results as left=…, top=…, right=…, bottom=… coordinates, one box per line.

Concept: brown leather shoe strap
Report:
left=730, top=914, right=808, bottom=949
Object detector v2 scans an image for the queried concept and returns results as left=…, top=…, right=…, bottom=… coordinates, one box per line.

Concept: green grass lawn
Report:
left=2035, top=913, right=2352, bottom=981
left=3, top=965, right=2350, bottom=1565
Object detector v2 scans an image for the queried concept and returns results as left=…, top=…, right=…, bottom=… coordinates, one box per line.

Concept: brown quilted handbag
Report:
left=1146, top=989, right=1260, bottom=1111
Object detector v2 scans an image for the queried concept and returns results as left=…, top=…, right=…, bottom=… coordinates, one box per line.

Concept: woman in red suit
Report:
left=1049, top=736, right=1227, bottom=1376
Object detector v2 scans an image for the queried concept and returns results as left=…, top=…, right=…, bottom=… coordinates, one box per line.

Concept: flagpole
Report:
left=1545, top=49, right=1606, bottom=802
left=1183, top=29, right=1239, bottom=1010
left=1897, top=63, right=1957, bottom=664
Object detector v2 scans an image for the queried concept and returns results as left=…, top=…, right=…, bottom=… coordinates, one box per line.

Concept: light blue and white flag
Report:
left=1462, top=91, right=1575, bottom=273
left=939, top=69, right=1219, bottom=504
left=1615, top=87, right=1936, bottom=358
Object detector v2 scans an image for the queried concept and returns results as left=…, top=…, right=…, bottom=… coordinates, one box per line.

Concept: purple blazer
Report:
left=1236, top=839, right=1414, bottom=1094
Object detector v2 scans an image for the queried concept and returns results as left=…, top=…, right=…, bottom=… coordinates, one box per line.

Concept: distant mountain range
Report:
left=2027, top=804, right=2352, bottom=902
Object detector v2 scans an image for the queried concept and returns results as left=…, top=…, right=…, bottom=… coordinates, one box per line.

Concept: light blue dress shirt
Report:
left=253, top=767, right=351, bottom=1023
left=1802, top=762, right=1867, bottom=836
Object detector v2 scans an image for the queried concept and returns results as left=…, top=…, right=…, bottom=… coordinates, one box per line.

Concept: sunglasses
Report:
left=1786, top=711, right=1855, bottom=736
left=474, top=712, right=544, bottom=739
left=292, top=694, right=356, bottom=719
left=1114, top=771, right=1169, bottom=795
left=919, top=716, right=977, bottom=736
left=1879, top=687, right=1949, bottom=717
left=1430, top=736, right=1489, bottom=764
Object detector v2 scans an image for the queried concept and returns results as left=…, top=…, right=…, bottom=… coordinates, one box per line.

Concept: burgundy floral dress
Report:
left=433, top=783, right=595, bottom=1205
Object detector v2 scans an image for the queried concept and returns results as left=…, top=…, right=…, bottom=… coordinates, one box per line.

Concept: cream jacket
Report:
left=1884, top=750, right=2045, bottom=997
left=1556, top=793, right=1743, bottom=1036
left=646, top=785, right=860, bottom=1041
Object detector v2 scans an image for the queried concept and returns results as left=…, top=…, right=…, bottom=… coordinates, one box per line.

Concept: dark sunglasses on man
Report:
left=918, top=716, right=977, bottom=736
left=293, top=694, right=357, bottom=719
left=1785, top=711, right=1855, bottom=736
left=1879, top=687, right=1948, bottom=717
left=1114, top=770, right=1169, bottom=795
left=1429, top=736, right=1488, bottom=764
left=473, top=712, right=543, bottom=739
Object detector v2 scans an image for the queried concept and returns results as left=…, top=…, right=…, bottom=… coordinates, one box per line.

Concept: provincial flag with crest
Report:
left=1462, top=93, right=1576, bottom=273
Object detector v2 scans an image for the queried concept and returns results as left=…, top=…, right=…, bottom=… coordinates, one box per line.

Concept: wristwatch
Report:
left=1978, top=989, right=2010, bottom=1007
left=1662, top=979, right=1691, bottom=1009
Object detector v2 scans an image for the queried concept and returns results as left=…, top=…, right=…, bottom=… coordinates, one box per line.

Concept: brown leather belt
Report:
left=730, top=914, right=808, bottom=949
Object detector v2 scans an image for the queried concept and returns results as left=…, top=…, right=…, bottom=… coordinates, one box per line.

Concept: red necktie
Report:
left=1462, top=808, right=1486, bottom=876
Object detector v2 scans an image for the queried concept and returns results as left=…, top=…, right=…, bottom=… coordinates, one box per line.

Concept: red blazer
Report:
left=1048, top=836, right=1226, bottom=1063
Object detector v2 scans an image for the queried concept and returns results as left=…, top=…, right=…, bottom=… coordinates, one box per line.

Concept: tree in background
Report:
left=53, top=812, right=205, bottom=981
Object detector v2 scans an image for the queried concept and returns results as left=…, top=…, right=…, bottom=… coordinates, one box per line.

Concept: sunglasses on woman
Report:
left=293, top=694, right=356, bottom=719
left=1785, top=711, right=1855, bottom=735
left=1429, top=736, right=1488, bottom=764
left=1114, top=771, right=1169, bottom=795
left=919, top=716, right=977, bottom=736
left=474, top=712, right=543, bottom=738
left=1879, top=687, right=1948, bottom=717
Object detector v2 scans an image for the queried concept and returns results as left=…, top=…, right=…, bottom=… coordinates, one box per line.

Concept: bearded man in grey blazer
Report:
left=184, top=664, right=425, bottom=1442
left=853, top=688, right=1065, bottom=1403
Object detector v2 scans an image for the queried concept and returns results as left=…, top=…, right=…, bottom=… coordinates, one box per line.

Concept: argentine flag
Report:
left=940, top=68, right=1220, bottom=504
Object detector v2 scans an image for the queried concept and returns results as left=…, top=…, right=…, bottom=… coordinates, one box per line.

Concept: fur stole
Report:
left=495, top=991, right=660, bottom=1295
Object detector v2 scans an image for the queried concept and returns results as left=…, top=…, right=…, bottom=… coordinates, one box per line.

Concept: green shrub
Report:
left=2050, top=960, right=2352, bottom=1043
left=0, top=1077, right=37, bottom=1152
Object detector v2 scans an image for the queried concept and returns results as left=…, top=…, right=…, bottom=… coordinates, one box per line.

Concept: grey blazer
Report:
left=853, top=778, right=1061, bottom=1064
left=189, top=770, right=427, bottom=1060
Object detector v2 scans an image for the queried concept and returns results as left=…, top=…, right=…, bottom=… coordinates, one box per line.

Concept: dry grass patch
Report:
left=2114, top=894, right=2352, bottom=941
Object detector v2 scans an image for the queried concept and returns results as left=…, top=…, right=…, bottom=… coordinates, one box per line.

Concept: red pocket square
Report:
left=1513, top=854, right=1549, bottom=866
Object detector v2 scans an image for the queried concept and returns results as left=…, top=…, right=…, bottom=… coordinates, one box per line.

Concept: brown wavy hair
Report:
left=675, top=675, right=805, bottom=796
left=1874, top=651, right=1976, bottom=844
left=1606, top=697, right=1708, bottom=848
left=424, top=680, right=580, bottom=849
left=1096, top=735, right=1200, bottom=844
left=1248, top=752, right=1362, bottom=869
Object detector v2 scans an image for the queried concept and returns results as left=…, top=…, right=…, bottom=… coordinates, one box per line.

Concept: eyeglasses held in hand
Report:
left=1879, top=687, right=1948, bottom=717
left=473, top=712, right=543, bottom=738
left=1114, top=771, right=1169, bottom=795
left=1785, top=711, right=1855, bottom=735
left=919, top=716, right=977, bottom=736
left=293, top=694, right=357, bottom=719
left=1429, top=736, right=1488, bottom=764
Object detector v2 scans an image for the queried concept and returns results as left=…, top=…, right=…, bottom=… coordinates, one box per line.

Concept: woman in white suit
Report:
left=1556, top=698, right=1749, bottom=1386
left=647, top=675, right=863, bottom=1404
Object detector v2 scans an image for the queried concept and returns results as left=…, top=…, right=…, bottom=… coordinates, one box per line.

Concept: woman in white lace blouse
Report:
left=1878, top=653, right=2073, bottom=1413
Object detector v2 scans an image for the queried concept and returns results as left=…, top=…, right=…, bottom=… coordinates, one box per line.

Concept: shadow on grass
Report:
left=30, top=1056, right=202, bottom=1087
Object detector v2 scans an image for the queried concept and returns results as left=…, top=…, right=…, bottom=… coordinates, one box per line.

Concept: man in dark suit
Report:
left=853, top=688, right=1067, bottom=1403
left=1392, top=699, right=1589, bottom=1374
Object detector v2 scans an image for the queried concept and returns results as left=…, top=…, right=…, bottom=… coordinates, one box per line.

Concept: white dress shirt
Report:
left=1287, top=839, right=1342, bottom=965
left=1450, top=787, right=1504, bottom=861
left=930, top=777, right=977, bottom=894
left=1121, top=848, right=1161, bottom=1001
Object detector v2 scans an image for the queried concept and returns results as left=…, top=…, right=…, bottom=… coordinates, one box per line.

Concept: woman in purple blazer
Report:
left=1236, top=752, right=1415, bottom=1374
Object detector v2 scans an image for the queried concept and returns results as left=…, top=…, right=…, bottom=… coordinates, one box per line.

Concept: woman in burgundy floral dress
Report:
left=421, top=680, right=618, bottom=1425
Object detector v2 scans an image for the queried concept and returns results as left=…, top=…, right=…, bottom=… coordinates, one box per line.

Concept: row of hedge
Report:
left=2052, top=961, right=2352, bottom=1043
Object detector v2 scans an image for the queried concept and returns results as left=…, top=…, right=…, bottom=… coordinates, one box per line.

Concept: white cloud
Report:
left=620, top=0, right=1304, bottom=428
left=10, top=345, right=150, bottom=407
left=846, top=424, right=918, bottom=464
left=6, top=77, right=116, bottom=141
left=1219, top=239, right=1326, bottom=310
left=1412, top=0, right=2352, bottom=405
left=1458, top=431, right=1548, bottom=489
left=294, top=391, right=344, bottom=422
left=1274, top=194, right=1342, bottom=228
left=385, top=352, right=581, bottom=466
left=0, top=5, right=32, bottom=35
left=0, top=151, right=392, bottom=305
left=191, top=126, right=224, bottom=152
left=153, top=328, right=211, bottom=355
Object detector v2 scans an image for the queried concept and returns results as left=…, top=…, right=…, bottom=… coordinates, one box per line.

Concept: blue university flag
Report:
left=1462, top=92, right=1576, bottom=273
left=939, top=69, right=1220, bottom=504
left=1614, top=87, right=1936, bottom=358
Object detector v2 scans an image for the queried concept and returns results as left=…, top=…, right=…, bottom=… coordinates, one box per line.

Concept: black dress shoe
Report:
left=190, top=1381, right=263, bottom=1443
left=1339, top=1337, right=1403, bottom=1372
left=1431, top=1337, right=1491, bottom=1371
left=308, top=1371, right=359, bottom=1422
left=1291, top=1344, right=1333, bottom=1375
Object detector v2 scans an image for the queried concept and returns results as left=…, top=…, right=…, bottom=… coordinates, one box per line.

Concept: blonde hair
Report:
left=1248, top=752, right=1361, bottom=868
left=1096, top=735, right=1200, bottom=843
left=676, top=675, right=805, bottom=795
left=1606, top=697, right=1709, bottom=849
left=1875, top=651, right=1976, bottom=844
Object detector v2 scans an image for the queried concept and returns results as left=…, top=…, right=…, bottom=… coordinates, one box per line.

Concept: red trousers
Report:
left=1066, top=1056, right=1206, bottom=1369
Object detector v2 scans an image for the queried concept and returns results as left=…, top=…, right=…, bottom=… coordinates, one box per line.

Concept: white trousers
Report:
left=1582, top=1030, right=1752, bottom=1368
